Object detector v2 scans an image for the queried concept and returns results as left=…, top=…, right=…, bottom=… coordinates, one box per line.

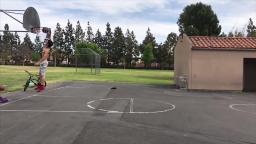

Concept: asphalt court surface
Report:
left=0, top=82, right=256, bottom=144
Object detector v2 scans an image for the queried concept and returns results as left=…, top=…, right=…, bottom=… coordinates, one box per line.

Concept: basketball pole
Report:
left=0, top=8, right=41, bottom=33
left=0, top=30, right=29, bottom=32
left=0, top=9, right=28, bottom=33
left=0, top=9, right=24, bottom=25
left=0, top=9, right=25, bottom=11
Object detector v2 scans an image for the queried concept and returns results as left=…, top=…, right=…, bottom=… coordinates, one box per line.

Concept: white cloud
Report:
left=0, top=0, right=28, bottom=10
left=40, top=15, right=178, bottom=43
left=40, top=0, right=168, bottom=15
left=220, top=16, right=256, bottom=35
left=214, top=1, right=256, bottom=34
left=0, top=0, right=174, bottom=43
left=1, top=0, right=255, bottom=44
left=176, top=0, right=232, bottom=5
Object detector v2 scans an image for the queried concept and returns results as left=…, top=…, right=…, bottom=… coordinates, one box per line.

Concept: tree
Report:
left=76, top=42, right=106, bottom=56
left=34, top=36, right=42, bottom=53
left=0, top=34, right=3, bottom=63
left=141, top=28, right=157, bottom=56
left=163, top=32, right=178, bottom=68
left=32, top=36, right=42, bottom=62
left=124, top=29, right=139, bottom=68
left=20, top=33, right=34, bottom=65
left=228, top=32, right=234, bottom=37
left=112, top=27, right=125, bottom=65
left=2, top=24, right=15, bottom=64
left=64, top=20, right=75, bottom=64
left=94, top=29, right=104, bottom=49
left=131, top=31, right=140, bottom=59
left=76, top=42, right=107, bottom=66
left=234, top=29, right=245, bottom=37
left=1, top=29, right=21, bottom=64
left=228, top=29, right=245, bottom=37
left=53, top=22, right=65, bottom=64
left=94, top=29, right=106, bottom=66
left=247, top=18, right=256, bottom=37
left=155, top=43, right=164, bottom=68
left=86, top=21, right=94, bottom=42
left=12, top=32, right=21, bottom=63
left=142, top=43, right=154, bottom=68
left=154, top=33, right=177, bottom=69
left=75, top=21, right=85, bottom=43
left=0, top=34, right=3, bottom=55
left=219, top=32, right=227, bottom=37
left=14, top=32, right=21, bottom=46
left=103, top=22, right=113, bottom=65
left=177, top=2, right=221, bottom=36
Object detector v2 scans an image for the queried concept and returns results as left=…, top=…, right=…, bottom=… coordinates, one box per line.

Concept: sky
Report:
left=0, top=0, right=255, bottom=43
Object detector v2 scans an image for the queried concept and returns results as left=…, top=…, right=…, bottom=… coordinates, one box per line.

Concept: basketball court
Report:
left=0, top=82, right=256, bottom=144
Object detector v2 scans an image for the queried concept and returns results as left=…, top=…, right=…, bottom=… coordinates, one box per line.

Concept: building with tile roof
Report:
left=174, top=34, right=256, bottom=91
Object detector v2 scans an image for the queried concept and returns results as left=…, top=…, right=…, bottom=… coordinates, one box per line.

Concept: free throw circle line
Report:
left=86, top=98, right=175, bottom=114
left=229, top=104, right=256, bottom=115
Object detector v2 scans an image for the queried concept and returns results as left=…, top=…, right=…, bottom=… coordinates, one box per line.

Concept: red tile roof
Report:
left=189, top=36, right=256, bottom=50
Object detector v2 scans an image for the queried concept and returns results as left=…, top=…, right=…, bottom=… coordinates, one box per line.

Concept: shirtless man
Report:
left=34, top=27, right=53, bottom=92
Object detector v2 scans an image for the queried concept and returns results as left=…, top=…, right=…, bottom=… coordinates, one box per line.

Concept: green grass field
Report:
left=0, top=65, right=173, bottom=92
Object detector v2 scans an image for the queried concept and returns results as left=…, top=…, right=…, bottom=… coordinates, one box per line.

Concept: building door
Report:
left=243, top=58, right=256, bottom=92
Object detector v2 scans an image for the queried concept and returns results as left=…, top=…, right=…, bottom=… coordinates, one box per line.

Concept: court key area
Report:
left=0, top=82, right=256, bottom=144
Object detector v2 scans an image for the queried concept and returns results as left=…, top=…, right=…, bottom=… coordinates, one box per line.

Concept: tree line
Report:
left=0, top=21, right=177, bottom=69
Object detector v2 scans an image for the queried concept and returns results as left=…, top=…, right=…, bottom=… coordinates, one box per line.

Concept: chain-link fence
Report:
left=74, top=48, right=101, bottom=75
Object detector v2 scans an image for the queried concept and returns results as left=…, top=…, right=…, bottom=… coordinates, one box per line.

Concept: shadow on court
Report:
left=0, top=82, right=256, bottom=144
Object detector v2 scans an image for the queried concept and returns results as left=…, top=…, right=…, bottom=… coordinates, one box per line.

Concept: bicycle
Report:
left=24, top=70, right=46, bottom=91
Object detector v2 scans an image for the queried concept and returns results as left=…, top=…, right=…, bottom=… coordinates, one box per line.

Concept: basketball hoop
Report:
left=0, top=7, right=51, bottom=44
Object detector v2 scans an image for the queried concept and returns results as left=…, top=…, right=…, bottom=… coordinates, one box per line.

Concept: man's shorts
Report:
left=39, top=62, right=48, bottom=76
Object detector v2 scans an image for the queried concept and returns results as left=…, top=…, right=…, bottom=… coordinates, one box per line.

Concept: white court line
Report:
left=86, top=98, right=130, bottom=111
left=0, top=86, right=66, bottom=107
left=0, top=109, right=92, bottom=113
left=87, top=98, right=175, bottom=114
left=32, top=95, right=85, bottom=98
left=229, top=104, right=256, bottom=115
left=130, top=98, right=134, bottom=113
left=1, top=85, right=86, bottom=98
left=55, top=86, right=90, bottom=89
left=0, top=94, right=37, bottom=107
left=33, top=85, right=81, bottom=92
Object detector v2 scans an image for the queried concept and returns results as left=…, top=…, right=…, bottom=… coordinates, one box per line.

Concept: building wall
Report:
left=174, top=35, right=192, bottom=88
left=191, top=50, right=256, bottom=90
